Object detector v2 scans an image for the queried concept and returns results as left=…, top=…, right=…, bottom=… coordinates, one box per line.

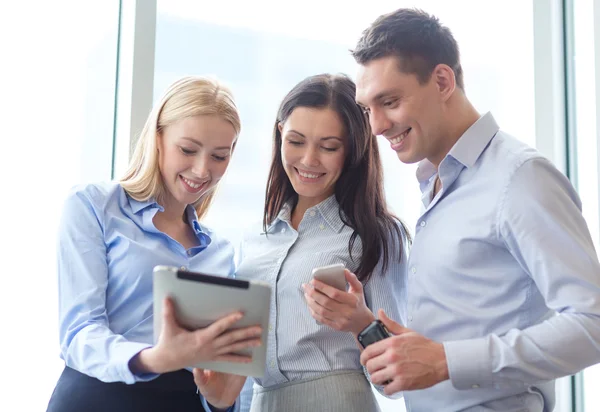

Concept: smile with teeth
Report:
left=296, top=168, right=325, bottom=180
left=390, top=128, right=411, bottom=145
left=181, top=176, right=207, bottom=192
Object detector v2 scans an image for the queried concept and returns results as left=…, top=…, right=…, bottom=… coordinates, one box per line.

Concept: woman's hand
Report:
left=193, top=368, right=247, bottom=410
left=303, top=269, right=375, bottom=336
left=131, top=297, right=262, bottom=374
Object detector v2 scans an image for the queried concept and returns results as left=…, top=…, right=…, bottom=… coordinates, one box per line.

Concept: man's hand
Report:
left=360, top=309, right=449, bottom=395
left=303, top=269, right=375, bottom=336
left=193, top=368, right=247, bottom=410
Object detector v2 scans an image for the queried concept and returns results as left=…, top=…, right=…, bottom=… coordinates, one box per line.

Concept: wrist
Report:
left=208, top=401, right=232, bottom=412
left=352, top=310, right=376, bottom=337
left=208, top=401, right=233, bottom=411
left=131, top=347, right=162, bottom=374
left=435, top=343, right=450, bottom=383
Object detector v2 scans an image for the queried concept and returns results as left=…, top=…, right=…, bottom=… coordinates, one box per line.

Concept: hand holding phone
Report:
left=311, top=263, right=346, bottom=291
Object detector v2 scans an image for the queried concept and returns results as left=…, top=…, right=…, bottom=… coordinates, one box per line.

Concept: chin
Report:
left=397, top=152, right=423, bottom=165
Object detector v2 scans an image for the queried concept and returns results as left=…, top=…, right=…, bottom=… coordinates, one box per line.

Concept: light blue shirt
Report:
left=404, top=113, right=600, bottom=411
left=235, top=195, right=408, bottom=410
left=57, top=182, right=236, bottom=390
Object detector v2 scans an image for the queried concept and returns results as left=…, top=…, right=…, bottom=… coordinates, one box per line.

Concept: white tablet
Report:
left=152, top=265, right=271, bottom=377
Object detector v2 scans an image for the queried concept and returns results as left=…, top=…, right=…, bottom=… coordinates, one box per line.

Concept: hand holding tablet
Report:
left=151, top=266, right=271, bottom=377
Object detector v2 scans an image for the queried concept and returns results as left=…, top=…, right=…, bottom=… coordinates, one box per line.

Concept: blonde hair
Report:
left=120, top=76, right=241, bottom=220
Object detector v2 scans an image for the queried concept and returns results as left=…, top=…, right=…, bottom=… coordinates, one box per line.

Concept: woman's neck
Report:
left=290, top=194, right=332, bottom=230
left=158, top=194, right=188, bottom=226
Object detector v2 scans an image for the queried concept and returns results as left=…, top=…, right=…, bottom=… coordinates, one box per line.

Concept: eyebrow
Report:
left=357, top=88, right=401, bottom=106
left=286, top=129, right=343, bottom=142
left=181, top=136, right=231, bottom=151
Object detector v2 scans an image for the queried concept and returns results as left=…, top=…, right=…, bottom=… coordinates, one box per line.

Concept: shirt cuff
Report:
left=443, top=337, right=493, bottom=390
left=200, top=396, right=236, bottom=412
left=119, top=342, right=156, bottom=384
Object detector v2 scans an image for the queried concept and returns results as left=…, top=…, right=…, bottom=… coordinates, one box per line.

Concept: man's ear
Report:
left=432, top=64, right=456, bottom=102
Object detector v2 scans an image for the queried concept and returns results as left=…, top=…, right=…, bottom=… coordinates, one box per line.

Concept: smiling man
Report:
left=352, top=8, right=600, bottom=412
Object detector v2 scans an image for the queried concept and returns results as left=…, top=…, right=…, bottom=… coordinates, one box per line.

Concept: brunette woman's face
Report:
left=279, top=107, right=346, bottom=207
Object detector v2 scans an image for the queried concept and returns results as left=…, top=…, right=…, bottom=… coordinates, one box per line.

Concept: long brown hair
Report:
left=263, top=73, right=410, bottom=283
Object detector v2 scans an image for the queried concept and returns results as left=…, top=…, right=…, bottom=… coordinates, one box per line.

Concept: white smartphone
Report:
left=311, top=263, right=346, bottom=291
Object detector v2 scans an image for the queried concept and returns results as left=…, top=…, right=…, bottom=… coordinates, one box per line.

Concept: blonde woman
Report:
left=47, top=77, right=261, bottom=412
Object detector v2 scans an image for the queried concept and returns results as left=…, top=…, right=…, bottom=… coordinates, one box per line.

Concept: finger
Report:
left=308, top=280, right=354, bottom=304
left=202, top=312, right=244, bottom=340
left=161, top=297, right=178, bottom=333
left=364, top=352, right=393, bottom=375
left=214, top=353, right=254, bottom=364
left=378, top=309, right=409, bottom=335
left=345, top=270, right=363, bottom=293
left=216, top=338, right=262, bottom=355
left=308, top=306, right=338, bottom=326
left=212, top=325, right=262, bottom=348
left=360, top=339, right=388, bottom=365
left=383, top=377, right=404, bottom=396
left=305, top=295, right=341, bottom=322
left=370, top=367, right=395, bottom=386
left=304, top=287, right=346, bottom=313
left=192, top=368, right=208, bottom=386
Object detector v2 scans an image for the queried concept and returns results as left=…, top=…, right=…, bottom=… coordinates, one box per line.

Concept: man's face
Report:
left=356, top=56, right=445, bottom=165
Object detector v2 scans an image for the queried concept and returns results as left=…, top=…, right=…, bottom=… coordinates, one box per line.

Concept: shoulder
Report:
left=64, top=181, right=123, bottom=210
left=485, top=130, right=543, bottom=172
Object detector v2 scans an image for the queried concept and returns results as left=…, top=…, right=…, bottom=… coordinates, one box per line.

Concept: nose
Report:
left=191, top=155, right=210, bottom=179
left=369, top=108, right=392, bottom=136
left=301, top=145, right=320, bottom=167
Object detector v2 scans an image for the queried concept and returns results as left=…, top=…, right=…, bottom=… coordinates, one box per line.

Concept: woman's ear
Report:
left=156, top=132, right=163, bottom=153
left=277, top=122, right=283, bottom=134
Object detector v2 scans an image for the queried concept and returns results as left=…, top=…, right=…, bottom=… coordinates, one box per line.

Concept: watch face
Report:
left=358, top=320, right=390, bottom=347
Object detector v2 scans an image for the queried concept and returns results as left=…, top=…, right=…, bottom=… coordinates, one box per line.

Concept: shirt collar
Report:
left=268, top=194, right=345, bottom=233
left=415, top=112, right=499, bottom=185
left=127, top=195, right=163, bottom=214
left=314, top=194, right=345, bottom=233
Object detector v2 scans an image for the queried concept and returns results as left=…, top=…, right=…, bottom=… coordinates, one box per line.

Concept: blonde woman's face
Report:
left=157, top=114, right=237, bottom=210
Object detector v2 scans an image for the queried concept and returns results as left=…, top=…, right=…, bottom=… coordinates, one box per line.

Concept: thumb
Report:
left=162, top=297, right=178, bottom=333
left=378, top=309, right=409, bottom=335
left=345, top=270, right=363, bottom=293
left=192, top=368, right=209, bottom=386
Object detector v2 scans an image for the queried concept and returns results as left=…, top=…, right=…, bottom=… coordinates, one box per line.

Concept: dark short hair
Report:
left=264, top=73, right=409, bottom=283
left=352, top=8, right=464, bottom=90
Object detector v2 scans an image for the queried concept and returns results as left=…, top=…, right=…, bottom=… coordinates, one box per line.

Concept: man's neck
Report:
left=429, top=98, right=481, bottom=168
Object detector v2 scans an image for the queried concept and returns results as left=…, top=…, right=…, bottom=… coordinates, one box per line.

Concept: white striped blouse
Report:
left=235, top=194, right=409, bottom=391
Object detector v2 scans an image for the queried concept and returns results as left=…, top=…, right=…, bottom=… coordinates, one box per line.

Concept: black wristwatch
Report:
left=357, top=320, right=392, bottom=348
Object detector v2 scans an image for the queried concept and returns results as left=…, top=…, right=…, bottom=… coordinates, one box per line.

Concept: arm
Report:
left=444, top=157, right=600, bottom=390
left=360, top=226, right=408, bottom=398
left=57, top=189, right=154, bottom=384
left=59, top=190, right=263, bottom=384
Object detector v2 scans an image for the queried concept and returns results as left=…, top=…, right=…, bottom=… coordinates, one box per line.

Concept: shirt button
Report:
left=310, top=211, right=316, bottom=217
left=411, top=266, right=417, bottom=274
left=268, top=324, right=273, bottom=331
left=420, top=221, right=426, bottom=227
left=472, top=384, right=480, bottom=389
left=180, top=266, right=187, bottom=271
left=270, top=361, right=275, bottom=367
left=319, top=224, right=325, bottom=230
left=281, top=228, right=286, bottom=234
left=186, top=250, right=193, bottom=256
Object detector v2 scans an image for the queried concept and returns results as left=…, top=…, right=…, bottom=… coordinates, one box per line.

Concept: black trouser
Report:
left=46, top=366, right=204, bottom=412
